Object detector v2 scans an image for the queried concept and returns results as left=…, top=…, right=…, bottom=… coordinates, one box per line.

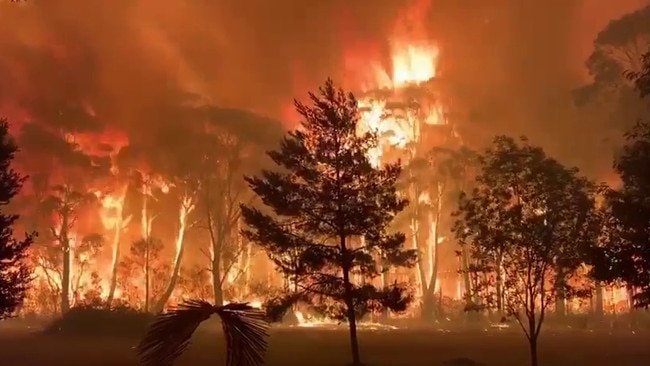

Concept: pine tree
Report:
left=0, top=118, right=35, bottom=320
left=241, top=79, right=416, bottom=365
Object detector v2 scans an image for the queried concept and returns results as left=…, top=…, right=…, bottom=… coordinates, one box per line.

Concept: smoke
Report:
left=0, top=0, right=647, bottom=153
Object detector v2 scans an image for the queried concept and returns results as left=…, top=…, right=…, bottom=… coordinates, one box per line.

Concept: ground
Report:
left=0, top=325, right=648, bottom=365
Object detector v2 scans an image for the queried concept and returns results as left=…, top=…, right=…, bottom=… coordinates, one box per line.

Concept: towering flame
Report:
left=350, top=0, right=446, bottom=167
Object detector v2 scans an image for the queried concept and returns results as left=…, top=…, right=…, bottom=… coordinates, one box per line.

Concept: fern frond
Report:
left=137, top=300, right=218, bottom=366
left=217, top=302, right=269, bottom=366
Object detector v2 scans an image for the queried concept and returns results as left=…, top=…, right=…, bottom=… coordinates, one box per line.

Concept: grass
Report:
left=0, top=324, right=648, bottom=365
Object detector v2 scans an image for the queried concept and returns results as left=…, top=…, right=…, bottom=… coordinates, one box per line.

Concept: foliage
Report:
left=594, top=120, right=650, bottom=308
left=581, top=5, right=650, bottom=93
left=241, top=79, right=416, bottom=365
left=0, top=118, right=35, bottom=320
left=592, top=51, right=650, bottom=308
left=137, top=300, right=269, bottom=366
left=573, top=5, right=650, bottom=166
left=43, top=303, right=155, bottom=337
left=625, top=48, right=650, bottom=97
left=453, top=136, right=600, bottom=366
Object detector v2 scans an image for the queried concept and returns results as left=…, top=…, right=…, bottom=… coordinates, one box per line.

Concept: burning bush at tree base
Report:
left=43, top=303, right=155, bottom=337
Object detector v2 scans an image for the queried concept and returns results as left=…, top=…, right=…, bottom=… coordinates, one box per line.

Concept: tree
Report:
left=594, top=121, right=650, bottom=308
left=576, top=5, right=650, bottom=108
left=121, top=237, right=164, bottom=310
left=195, top=108, right=283, bottom=307
left=626, top=47, right=650, bottom=98
left=41, top=185, right=96, bottom=314
left=16, top=118, right=111, bottom=314
left=241, top=79, right=417, bottom=365
left=573, top=6, right=650, bottom=176
left=592, top=50, right=650, bottom=308
left=453, top=136, right=600, bottom=366
left=0, top=118, right=35, bottom=320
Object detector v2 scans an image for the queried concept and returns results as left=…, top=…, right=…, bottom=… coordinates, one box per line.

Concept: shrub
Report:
left=44, top=304, right=155, bottom=338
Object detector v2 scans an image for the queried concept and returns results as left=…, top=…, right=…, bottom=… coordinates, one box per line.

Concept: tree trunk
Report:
left=529, top=336, right=539, bottom=366
left=555, top=269, right=566, bottom=318
left=211, top=232, right=224, bottom=306
left=144, top=242, right=150, bottom=312
left=60, top=214, right=71, bottom=315
left=106, top=222, right=122, bottom=306
left=594, top=282, right=604, bottom=317
left=152, top=199, right=191, bottom=313
left=341, top=235, right=361, bottom=366
left=496, top=254, right=504, bottom=315
left=460, top=245, right=472, bottom=308
left=207, top=205, right=225, bottom=306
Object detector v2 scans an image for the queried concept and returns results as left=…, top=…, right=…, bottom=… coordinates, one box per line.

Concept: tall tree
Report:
left=573, top=6, right=650, bottom=175
left=197, top=108, right=284, bottom=307
left=594, top=122, right=650, bottom=308
left=241, top=79, right=416, bottom=366
left=17, top=115, right=110, bottom=314
left=0, top=118, right=35, bottom=319
left=576, top=5, right=650, bottom=109
left=592, top=49, right=650, bottom=308
left=453, top=136, right=599, bottom=366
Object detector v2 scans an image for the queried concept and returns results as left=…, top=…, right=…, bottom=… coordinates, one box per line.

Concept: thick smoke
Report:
left=0, top=0, right=647, bottom=151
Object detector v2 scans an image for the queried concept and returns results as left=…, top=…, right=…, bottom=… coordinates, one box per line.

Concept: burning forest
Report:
left=1, top=1, right=650, bottom=366
left=0, top=0, right=477, bottom=320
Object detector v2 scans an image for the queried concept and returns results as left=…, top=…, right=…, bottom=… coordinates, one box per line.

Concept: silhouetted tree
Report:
left=0, top=118, right=35, bottom=319
left=241, top=79, right=416, bottom=366
left=573, top=6, right=650, bottom=175
left=595, top=120, right=650, bottom=308
left=453, top=136, right=600, bottom=366
left=593, top=50, right=650, bottom=308
left=575, top=5, right=650, bottom=108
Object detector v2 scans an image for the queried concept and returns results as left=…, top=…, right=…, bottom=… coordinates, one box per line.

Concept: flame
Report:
left=352, top=1, right=447, bottom=167
left=293, top=310, right=398, bottom=330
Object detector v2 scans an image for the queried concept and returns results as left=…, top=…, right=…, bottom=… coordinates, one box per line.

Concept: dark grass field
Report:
left=0, top=325, right=648, bottom=366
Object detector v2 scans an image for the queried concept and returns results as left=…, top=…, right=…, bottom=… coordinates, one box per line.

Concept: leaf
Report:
left=137, top=300, right=269, bottom=366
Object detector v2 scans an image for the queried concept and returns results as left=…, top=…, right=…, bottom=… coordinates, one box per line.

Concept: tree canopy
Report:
left=0, top=118, right=35, bottom=320
left=453, top=136, right=600, bottom=366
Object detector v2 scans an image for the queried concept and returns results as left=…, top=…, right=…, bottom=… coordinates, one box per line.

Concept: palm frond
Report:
left=216, top=302, right=270, bottom=366
left=137, top=299, right=218, bottom=366
left=136, top=300, right=270, bottom=366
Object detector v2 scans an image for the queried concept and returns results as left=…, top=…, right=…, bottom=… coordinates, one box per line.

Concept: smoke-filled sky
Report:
left=0, top=0, right=648, bottom=160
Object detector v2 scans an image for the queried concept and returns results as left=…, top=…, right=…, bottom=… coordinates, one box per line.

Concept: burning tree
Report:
left=453, top=136, right=600, bottom=366
left=119, top=237, right=165, bottom=310
left=41, top=184, right=98, bottom=314
left=344, top=2, right=466, bottom=319
left=196, top=108, right=284, bottom=307
left=151, top=181, right=196, bottom=313
left=241, top=79, right=416, bottom=365
left=0, top=118, right=35, bottom=320
left=15, top=113, right=113, bottom=314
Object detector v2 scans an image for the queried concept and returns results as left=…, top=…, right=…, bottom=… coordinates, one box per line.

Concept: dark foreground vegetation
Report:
left=0, top=325, right=647, bottom=366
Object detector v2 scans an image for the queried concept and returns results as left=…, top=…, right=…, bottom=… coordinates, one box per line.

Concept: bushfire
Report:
left=11, top=1, right=631, bottom=323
